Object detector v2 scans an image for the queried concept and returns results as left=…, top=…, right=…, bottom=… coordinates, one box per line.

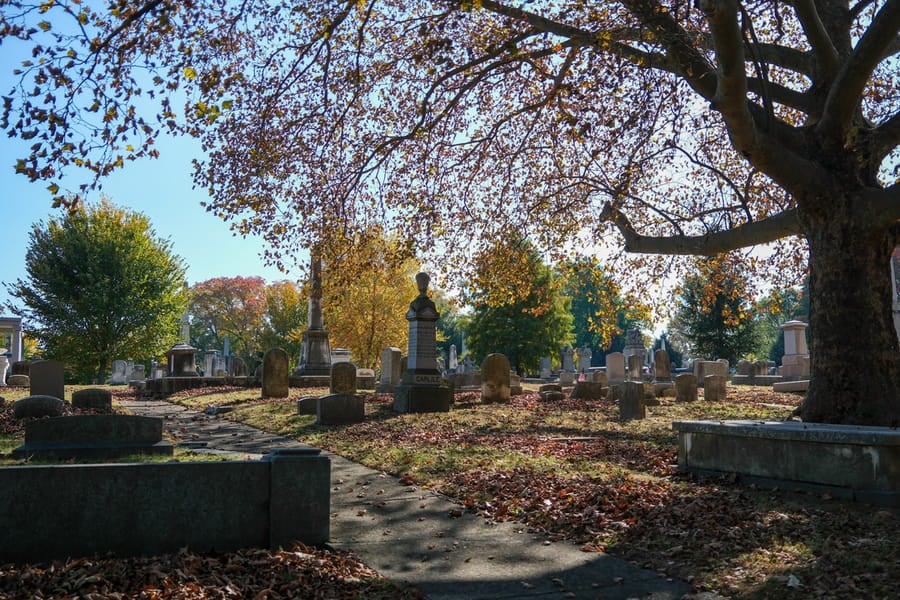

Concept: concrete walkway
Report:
left=121, top=400, right=696, bottom=600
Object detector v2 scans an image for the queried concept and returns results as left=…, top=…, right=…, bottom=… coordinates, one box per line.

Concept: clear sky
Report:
left=0, top=131, right=302, bottom=314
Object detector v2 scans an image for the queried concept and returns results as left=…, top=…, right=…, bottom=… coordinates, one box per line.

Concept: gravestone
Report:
left=330, top=362, right=356, bottom=394
left=577, top=347, right=592, bottom=373
left=393, top=273, right=452, bottom=413
left=376, top=347, right=402, bottom=393
left=736, top=360, right=752, bottom=376
left=570, top=379, right=604, bottom=400
left=653, top=349, right=671, bottom=382
left=481, top=353, right=511, bottom=404
left=619, top=381, right=645, bottom=420
left=318, top=361, right=364, bottom=425
left=11, top=361, right=29, bottom=376
left=540, top=356, right=552, bottom=379
left=561, top=347, right=575, bottom=373
left=509, top=371, right=523, bottom=396
left=30, top=360, right=65, bottom=401
left=0, top=354, right=8, bottom=386
left=129, top=364, right=146, bottom=384
left=296, top=396, right=318, bottom=415
left=356, top=368, right=376, bottom=389
left=704, top=374, right=727, bottom=402
left=261, top=348, right=290, bottom=398
left=622, top=329, right=646, bottom=368
left=230, top=356, right=248, bottom=377
left=72, top=388, right=112, bottom=411
left=675, top=373, right=698, bottom=403
left=13, top=395, right=64, bottom=419
left=779, top=320, right=810, bottom=378
left=626, top=354, right=643, bottom=381
left=559, top=371, right=575, bottom=386
left=606, top=352, right=625, bottom=383
left=7, top=374, right=29, bottom=387
left=448, top=345, right=458, bottom=372
left=590, top=370, right=608, bottom=386
left=538, top=383, right=565, bottom=402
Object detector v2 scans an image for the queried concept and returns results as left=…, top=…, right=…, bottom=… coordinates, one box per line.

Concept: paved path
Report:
left=121, top=400, right=696, bottom=600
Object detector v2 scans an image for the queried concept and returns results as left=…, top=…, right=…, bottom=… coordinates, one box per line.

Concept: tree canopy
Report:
left=4, top=199, right=186, bottom=382
left=2, top=1, right=898, bottom=423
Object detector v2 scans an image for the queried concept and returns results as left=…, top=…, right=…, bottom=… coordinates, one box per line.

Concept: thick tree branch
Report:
left=791, top=0, right=840, bottom=78
left=818, top=0, right=900, bottom=142
left=600, top=204, right=802, bottom=255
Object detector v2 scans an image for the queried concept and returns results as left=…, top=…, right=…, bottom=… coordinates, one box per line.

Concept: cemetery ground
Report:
left=0, top=385, right=898, bottom=598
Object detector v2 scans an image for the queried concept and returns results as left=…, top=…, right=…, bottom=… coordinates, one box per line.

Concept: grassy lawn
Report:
left=164, top=384, right=899, bottom=599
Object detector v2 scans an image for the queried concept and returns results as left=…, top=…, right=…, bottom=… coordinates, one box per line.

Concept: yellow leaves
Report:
left=183, top=66, right=197, bottom=81
left=37, top=21, right=52, bottom=32
left=47, top=182, right=59, bottom=194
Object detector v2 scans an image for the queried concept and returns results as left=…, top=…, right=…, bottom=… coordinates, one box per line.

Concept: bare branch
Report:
left=90, top=1, right=168, bottom=53
left=600, top=204, right=802, bottom=255
left=818, top=0, right=900, bottom=142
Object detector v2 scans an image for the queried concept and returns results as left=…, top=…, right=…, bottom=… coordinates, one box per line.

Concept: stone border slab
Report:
left=674, top=420, right=900, bottom=505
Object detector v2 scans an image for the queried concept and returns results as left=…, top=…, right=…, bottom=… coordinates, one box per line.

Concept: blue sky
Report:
left=0, top=132, right=300, bottom=313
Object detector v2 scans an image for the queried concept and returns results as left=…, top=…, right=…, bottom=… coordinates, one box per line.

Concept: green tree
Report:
left=671, top=255, right=760, bottom=365
left=465, top=237, right=574, bottom=373
left=561, top=258, right=651, bottom=364
left=4, top=2, right=899, bottom=423
left=260, top=280, right=307, bottom=367
left=189, top=276, right=267, bottom=365
left=434, top=290, right=466, bottom=365
left=4, top=200, right=186, bottom=382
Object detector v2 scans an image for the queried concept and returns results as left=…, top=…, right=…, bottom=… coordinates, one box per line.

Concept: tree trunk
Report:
left=96, top=358, right=108, bottom=386
left=797, top=195, right=900, bottom=426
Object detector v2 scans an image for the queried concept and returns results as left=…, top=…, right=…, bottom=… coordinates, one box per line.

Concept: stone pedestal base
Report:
left=293, top=329, right=332, bottom=377
left=393, top=383, right=452, bottom=413
left=289, top=375, right=331, bottom=388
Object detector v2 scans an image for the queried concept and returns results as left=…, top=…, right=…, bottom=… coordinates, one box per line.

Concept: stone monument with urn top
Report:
left=393, top=273, right=452, bottom=413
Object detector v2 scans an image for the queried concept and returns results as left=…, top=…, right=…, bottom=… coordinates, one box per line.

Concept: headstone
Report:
left=7, top=374, right=29, bottom=386
left=71, top=388, right=112, bottom=411
left=509, top=371, right=523, bottom=396
left=753, top=360, right=769, bottom=376
left=626, top=354, right=644, bottom=381
left=577, top=347, right=592, bottom=373
left=704, top=374, right=727, bottom=402
left=736, top=360, right=752, bottom=376
left=606, top=352, right=625, bottom=383
left=619, top=381, right=645, bottom=420
left=538, top=383, right=565, bottom=402
left=296, top=396, right=318, bottom=415
left=590, top=370, right=608, bottom=386
left=128, top=364, right=146, bottom=384
left=330, top=362, right=357, bottom=394
left=13, top=395, right=65, bottom=419
left=559, top=371, right=575, bottom=386
left=317, top=392, right=365, bottom=425
left=448, top=345, right=458, bottom=372
left=230, top=356, right=248, bottom=377
left=540, top=356, right=552, bottom=379
left=779, top=320, right=810, bottom=378
left=653, top=349, right=671, bottom=382
left=109, top=360, right=129, bottom=385
left=674, top=373, right=698, bottom=403
left=393, top=273, right=452, bottom=413
left=481, top=353, right=511, bottom=404
left=331, top=348, right=352, bottom=364
left=261, top=348, right=290, bottom=398
left=204, top=350, right=219, bottom=376
left=622, top=329, right=646, bottom=367
left=11, top=361, right=29, bottom=376
left=356, top=368, right=376, bottom=389
left=570, top=380, right=604, bottom=400
left=376, top=347, right=402, bottom=393
left=561, top=347, right=575, bottom=372
left=0, top=353, right=9, bottom=386
left=29, top=360, right=65, bottom=401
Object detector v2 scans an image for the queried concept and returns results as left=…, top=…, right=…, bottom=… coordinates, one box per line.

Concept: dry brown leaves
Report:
left=0, top=544, right=421, bottom=600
